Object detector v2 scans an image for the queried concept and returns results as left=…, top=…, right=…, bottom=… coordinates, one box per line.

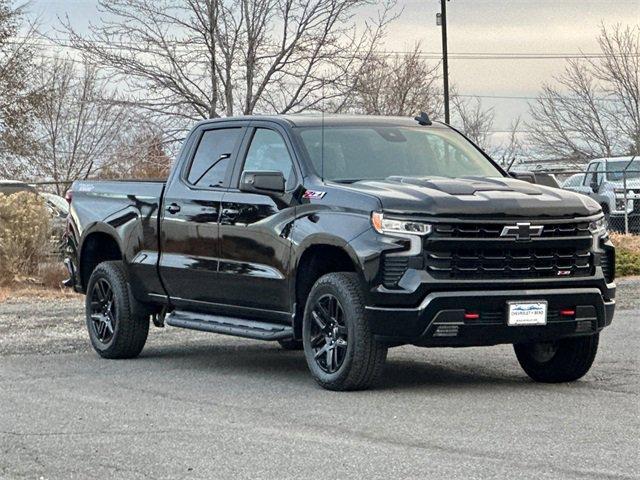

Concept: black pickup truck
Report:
left=64, top=114, right=616, bottom=390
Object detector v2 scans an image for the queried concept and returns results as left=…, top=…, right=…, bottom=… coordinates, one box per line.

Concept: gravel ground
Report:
left=0, top=280, right=638, bottom=479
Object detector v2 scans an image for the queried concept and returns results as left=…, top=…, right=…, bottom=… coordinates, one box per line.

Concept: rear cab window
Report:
left=186, top=127, right=243, bottom=188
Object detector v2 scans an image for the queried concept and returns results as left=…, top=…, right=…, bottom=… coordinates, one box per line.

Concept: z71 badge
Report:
left=303, top=190, right=326, bottom=199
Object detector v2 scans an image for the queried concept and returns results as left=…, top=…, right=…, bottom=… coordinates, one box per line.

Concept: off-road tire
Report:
left=302, top=272, right=387, bottom=391
left=514, top=334, right=599, bottom=383
left=85, top=261, right=149, bottom=359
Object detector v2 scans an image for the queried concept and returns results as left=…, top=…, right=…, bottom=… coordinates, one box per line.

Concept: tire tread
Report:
left=86, top=261, right=149, bottom=359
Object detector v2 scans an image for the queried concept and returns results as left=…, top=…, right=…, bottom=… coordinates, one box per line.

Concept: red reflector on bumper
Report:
left=464, top=312, right=480, bottom=320
left=560, top=309, right=576, bottom=317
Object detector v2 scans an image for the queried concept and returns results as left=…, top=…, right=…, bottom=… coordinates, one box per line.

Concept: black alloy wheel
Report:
left=309, top=293, right=349, bottom=373
left=89, top=278, right=117, bottom=344
left=85, top=261, right=149, bottom=359
left=302, top=272, right=388, bottom=391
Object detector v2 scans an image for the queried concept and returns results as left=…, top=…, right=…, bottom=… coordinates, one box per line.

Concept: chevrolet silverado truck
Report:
left=64, top=114, right=616, bottom=390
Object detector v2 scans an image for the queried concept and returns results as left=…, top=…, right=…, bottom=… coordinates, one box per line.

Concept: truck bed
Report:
left=68, top=179, right=166, bottom=296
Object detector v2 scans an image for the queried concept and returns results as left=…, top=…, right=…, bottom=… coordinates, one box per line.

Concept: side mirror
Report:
left=510, top=171, right=537, bottom=184
left=240, top=170, right=285, bottom=194
left=590, top=176, right=600, bottom=193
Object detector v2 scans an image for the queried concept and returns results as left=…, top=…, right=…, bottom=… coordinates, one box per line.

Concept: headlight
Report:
left=589, top=216, right=607, bottom=236
left=371, top=212, right=432, bottom=236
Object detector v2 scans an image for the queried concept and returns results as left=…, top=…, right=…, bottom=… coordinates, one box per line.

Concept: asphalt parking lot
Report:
left=1, top=281, right=639, bottom=480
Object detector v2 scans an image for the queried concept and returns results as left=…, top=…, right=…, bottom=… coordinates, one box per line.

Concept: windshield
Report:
left=606, top=160, right=640, bottom=181
left=563, top=174, right=584, bottom=187
left=295, top=125, right=503, bottom=182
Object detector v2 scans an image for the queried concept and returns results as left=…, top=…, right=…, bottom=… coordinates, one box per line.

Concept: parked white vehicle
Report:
left=562, top=157, right=640, bottom=233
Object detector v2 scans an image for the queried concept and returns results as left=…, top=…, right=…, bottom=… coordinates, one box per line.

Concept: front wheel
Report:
left=302, top=272, right=387, bottom=391
left=514, top=334, right=599, bottom=383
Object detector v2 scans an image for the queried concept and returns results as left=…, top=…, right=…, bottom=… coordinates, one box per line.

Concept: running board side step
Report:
left=165, top=310, right=294, bottom=341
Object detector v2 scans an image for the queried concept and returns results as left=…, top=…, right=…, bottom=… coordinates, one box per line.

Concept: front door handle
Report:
left=166, top=203, right=181, bottom=214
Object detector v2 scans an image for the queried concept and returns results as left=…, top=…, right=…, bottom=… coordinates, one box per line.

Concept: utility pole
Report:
left=438, top=0, right=451, bottom=123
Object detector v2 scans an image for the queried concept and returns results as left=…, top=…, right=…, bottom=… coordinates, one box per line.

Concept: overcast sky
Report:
left=30, top=0, right=639, bottom=135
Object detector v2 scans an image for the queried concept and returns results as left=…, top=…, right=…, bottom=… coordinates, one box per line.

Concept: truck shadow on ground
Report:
left=140, top=341, right=529, bottom=391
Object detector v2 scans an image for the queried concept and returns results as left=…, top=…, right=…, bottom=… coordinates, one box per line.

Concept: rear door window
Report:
left=187, top=128, right=242, bottom=188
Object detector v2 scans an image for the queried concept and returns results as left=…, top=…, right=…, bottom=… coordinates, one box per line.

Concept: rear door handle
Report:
left=166, top=203, right=181, bottom=214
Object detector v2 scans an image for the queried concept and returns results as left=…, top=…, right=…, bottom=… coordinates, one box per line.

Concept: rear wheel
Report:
left=85, top=261, right=149, bottom=359
left=514, top=334, right=599, bottom=383
left=302, top=272, right=387, bottom=391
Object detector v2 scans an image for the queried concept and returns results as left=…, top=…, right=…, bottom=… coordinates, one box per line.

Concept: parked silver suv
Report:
left=563, top=156, right=640, bottom=233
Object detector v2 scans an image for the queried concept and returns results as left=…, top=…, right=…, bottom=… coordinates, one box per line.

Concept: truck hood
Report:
left=341, top=176, right=601, bottom=218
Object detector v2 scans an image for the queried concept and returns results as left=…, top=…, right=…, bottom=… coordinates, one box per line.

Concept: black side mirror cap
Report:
left=240, top=170, right=285, bottom=194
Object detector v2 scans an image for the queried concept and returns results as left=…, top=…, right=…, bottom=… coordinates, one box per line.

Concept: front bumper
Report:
left=366, top=287, right=615, bottom=347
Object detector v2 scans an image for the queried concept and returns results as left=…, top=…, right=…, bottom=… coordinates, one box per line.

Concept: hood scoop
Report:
left=386, top=176, right=543, bottom=196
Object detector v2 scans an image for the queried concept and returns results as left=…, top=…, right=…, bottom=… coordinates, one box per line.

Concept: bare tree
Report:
left=16, top=57, right=131, bottom=193
left=61, top=0, right=396, bottom=136
left=450, top=93, right=495, bottom=151
left=528, top=24, right=639, bottom=162
left=351, top=44, right=443, bottom=117
left=100, top=127, right=173, bottom=180
left=350, top=44, right=499, bottom=153
left=0, top=1, right=42, bottom=163
left=592, top=24, right=640, bottom=155
left=494, top=116, right=525, bottom=169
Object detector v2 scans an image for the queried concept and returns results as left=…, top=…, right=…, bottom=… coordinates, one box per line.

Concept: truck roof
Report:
left=195, top=114, right=449, bottom=129
left=589, top=156, right=638, bottom=163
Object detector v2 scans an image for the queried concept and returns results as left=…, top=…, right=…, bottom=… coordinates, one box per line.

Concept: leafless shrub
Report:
left=0, top=192, right=51, bottom=285
left=37, top=262, right=68, bottom=290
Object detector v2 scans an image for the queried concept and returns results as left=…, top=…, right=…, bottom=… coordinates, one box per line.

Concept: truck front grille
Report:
left=424, top=219, right=594, bottom=280
left=433, top=221, right=590, bottom=238
left=425, top=246, right=592, bottom=279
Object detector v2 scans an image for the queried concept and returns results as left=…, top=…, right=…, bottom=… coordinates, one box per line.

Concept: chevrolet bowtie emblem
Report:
left=500, top=222, right=544, bottom=241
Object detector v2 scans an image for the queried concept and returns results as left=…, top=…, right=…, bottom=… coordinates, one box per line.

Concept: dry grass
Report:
left=0, top=285, right=78, bottom=303
left=610, top=233, right=640, bottom=276
left=38, top=262, right=69, bottom=289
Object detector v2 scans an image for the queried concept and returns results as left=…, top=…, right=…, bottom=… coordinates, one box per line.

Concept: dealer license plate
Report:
left=507, top=301, right=547, bottom=326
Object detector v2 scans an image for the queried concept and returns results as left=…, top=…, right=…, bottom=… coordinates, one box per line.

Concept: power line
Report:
left=5, top=37, right=639, bottom=60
